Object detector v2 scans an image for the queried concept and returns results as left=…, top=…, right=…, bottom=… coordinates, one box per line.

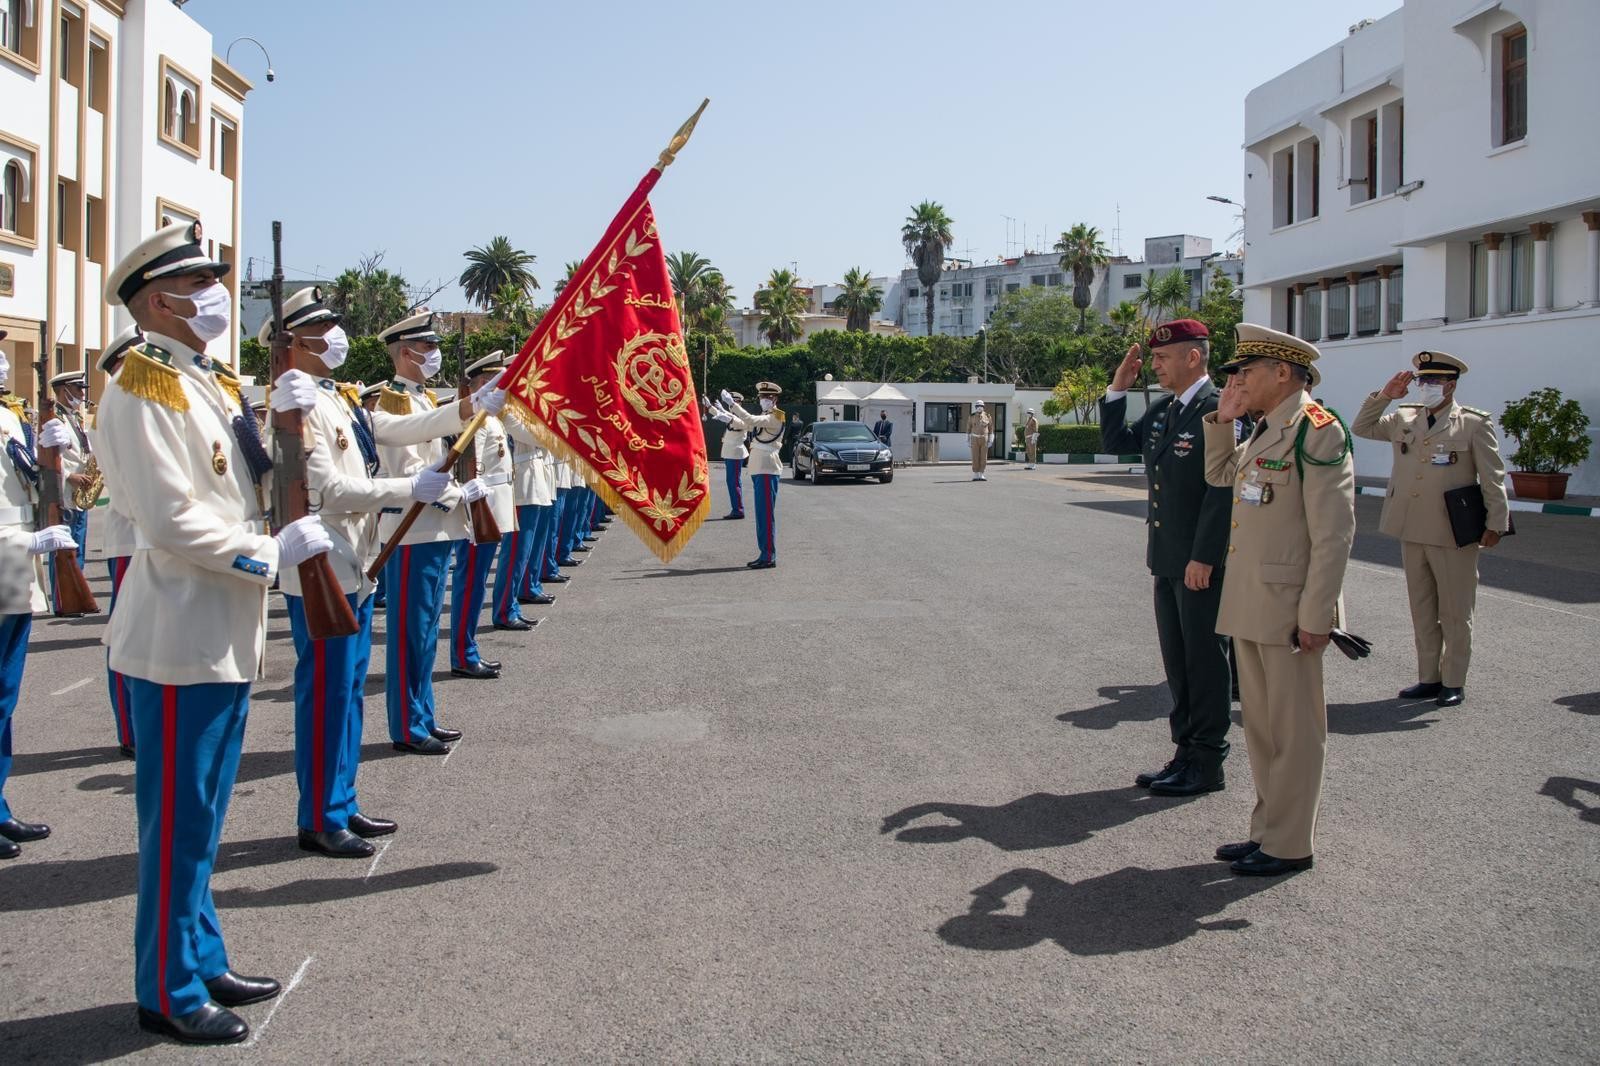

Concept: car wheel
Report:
left=811, top=461, right=825, bottom=484
left=791, top=458, right=807, bottom=481
left=878, top=471, right=894, bottom=484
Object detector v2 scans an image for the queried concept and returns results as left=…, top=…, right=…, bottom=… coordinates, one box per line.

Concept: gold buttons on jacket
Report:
left=1228, top=545, right=1236, bottom=553
left=1231, top=520, right=1238, bottom=529
left=1154, top=521, right=1161, bottom=527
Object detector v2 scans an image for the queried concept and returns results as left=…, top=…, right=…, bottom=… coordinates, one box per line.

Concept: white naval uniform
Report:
left=728, top=402, right=785, bottom=475
left=374, top=378, right=468, bottom=547
left=0, top=403, right=45, bottom=613
left=719, top=417, right=749, bottom=460
left=508, top=418, right=556, bottom=508
left=474, top=413, right=516, bottom=532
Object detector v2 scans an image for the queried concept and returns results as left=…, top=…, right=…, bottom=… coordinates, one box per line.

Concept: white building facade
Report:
left=0, top=0, right=250, bottom=402
left=1243, top=1, right=1600, bottom=493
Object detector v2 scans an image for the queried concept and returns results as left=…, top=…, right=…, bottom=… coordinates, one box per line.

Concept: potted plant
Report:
left=1498, top=387, right=1592, bottom=501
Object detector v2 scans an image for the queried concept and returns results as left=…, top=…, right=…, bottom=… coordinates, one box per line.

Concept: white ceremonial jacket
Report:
left=374, top=377, right=469, bottom=547
left=94, top=332, right=279, bottom=686
left=719, top=416, right=749, bottom=461
left=0, top=403, right=46, bottom=614
left=474, top=413, right=517, bottom=532
left=85, top=404, right=138, bottom=559
left=507, top=417, right=556, bottom=508
left=728, top=402, right=785, bottom=476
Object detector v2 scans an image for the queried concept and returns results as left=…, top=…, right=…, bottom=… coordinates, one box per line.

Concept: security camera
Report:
left=265, top=68, right=276, bottom=82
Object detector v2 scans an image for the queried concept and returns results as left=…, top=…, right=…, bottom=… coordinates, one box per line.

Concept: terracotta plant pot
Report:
left=1508, top=471, right=1570, bottom=501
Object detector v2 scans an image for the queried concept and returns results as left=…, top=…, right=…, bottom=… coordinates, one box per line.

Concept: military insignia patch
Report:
left=1304, top=401, right=1336, bottom=429
left=1255, top=457, right=1290, bottom=470
left=211, top=441, right=228, bottom=475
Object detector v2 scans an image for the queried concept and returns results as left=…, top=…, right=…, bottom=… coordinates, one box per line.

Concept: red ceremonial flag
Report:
left=499, top=108, right=710, bottom=562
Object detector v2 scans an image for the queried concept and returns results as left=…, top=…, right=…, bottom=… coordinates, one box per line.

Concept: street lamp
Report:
left=225, top=36, right=275, bottom=82
left=1206, top=195, right=1237, bottom=206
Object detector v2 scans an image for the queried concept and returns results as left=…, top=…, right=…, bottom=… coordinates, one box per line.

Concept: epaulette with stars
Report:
left=1302, top=400, right=1336, bottom=429
left=1460, top=405, right=1493, bottom=420
left=114, top=344, right=188, bottom=412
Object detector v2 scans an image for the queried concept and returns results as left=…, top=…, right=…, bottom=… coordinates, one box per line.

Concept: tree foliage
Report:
left=326, top=253, right=412, bottom=339
left=460, top=236, right=538, bottom=309
left=1054, top=223, right=1110, bottom=330
left=833, top=267, right=883, bottom=333
left=902, top=200, right=954, bottom=336
left=755, top=268, right=806, bottom=346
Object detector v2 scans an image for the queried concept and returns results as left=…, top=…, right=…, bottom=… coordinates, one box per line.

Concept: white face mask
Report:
left=1416, top=382, right=1447, bottom=408
left=179, top=282, right=232, bottom=344
left=416, top=346, right=442, bottom=380
left=760, top=397, right=776, bottom=412
left=315, top=325, right=350, bottom=371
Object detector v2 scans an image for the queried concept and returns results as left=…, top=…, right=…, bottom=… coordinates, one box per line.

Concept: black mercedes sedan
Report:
left=791, top=421, right=894, bottom=483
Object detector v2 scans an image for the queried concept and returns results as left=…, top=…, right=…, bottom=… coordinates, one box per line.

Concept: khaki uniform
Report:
left=1203, top=390, right=1355, bottom=858
left=1352, top=394, right=1508, bottom=687
left=1024, top=414, right=1040, bottom=466
left=374, top=378, right=467, bottom=547
left=969, top=410, right=992, bottom=474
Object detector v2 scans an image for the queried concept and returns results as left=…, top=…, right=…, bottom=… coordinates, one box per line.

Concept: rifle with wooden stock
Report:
left=269, top=221, right=359, bottom=639
left=455, top=316, right=501, bottom=546
left=35, top=330, right=97, bottom=615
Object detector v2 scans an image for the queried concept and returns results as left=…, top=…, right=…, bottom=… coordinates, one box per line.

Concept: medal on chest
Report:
left=335, top=427, right=350, bottom=451
left=212, top=441, right=228, bottom=476
left=1240, top=468, right=1273, bottom=505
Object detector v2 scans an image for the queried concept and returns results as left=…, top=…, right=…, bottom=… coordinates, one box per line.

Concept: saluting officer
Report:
left=1352, top=351, right=1509, bottom=707
left=97, top=221, right=334, bottom=1044
left=722, top=381, right=784, bottom=569
left=449, top=351, right=515, bottom=678
left=374, top=311, right=495, bottom=755
left=1203, top=324, right=1355, bottom=877
left=969, top=402, right=992, bottom=481
left=1100, top=319, right=1234, bottom=796
left=715, top=391, right=749, bottom=520
left=495, top=397, right=557, bottom=627
left=37, top=370, right=94, bottom=614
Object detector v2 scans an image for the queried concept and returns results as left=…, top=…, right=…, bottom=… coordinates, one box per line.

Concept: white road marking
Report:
left=49, top=677, right=92, bottom=696
left=243, top=955, right=312, bottom=1049
left=440, top=739, right=462, bottom=766
left=364, top=837, right=393, bottom=883
left=1347, top=561, right=1600, bottom=623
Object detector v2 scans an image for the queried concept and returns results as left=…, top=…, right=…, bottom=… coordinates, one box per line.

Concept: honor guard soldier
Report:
left=0, top=328, right=75, bottom=860
left=722, top=382, right=784, bottom=568
left=496, top=395, right=558, bottom=626
left=555, top=457, right=589, bottom=567
left=711, top=391, right=749, bottom=519
left=449, top=351, right=515, bottom=674
left=545, top=457, right=575, bottom=581
left=968, top=402, right=992, bottom=480
left=88, top=326, right=146, bottom=758
left=375, top=311, right=498, bottom=754
left=1352, top=351, right=1509, bottom=707
left=1203, top=324, right=1354, bottom=877
left=359, top=382, right=391, bottom=607
left=37, top=369, right=94, bottom=613
left=1100, top=319, right=1235, bottom=796
left=98, top=221, right=336, bottom=1044
left=1023, top=408, right=1040, bottom=469
left=260, top=289, right=462, bottom=855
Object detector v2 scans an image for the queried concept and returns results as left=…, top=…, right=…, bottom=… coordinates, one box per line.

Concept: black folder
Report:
left=1443, top=484, right=1515, bottom=547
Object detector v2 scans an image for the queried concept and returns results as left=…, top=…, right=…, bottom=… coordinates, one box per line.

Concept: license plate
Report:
left=847, top=464, right=869, bottom=471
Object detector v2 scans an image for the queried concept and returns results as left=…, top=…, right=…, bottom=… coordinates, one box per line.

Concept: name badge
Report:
left=1431, top=445, right=1456, bottom=466
left=1240, top=469, right=1271, bottom=505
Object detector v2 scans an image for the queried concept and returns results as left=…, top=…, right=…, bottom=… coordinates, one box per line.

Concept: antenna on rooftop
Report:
left=1112, top=205, right=1123, bottom=257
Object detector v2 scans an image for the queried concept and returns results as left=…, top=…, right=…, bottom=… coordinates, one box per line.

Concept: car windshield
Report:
left=814, top=423, right=879, bottom=443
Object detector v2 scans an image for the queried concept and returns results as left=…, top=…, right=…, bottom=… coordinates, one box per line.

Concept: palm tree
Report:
left=901, top=200, right=954, bottom=336
left=693, top=270, right=734, bottom=335
left=1054, top=224, right=1110, bottom=333
left=489, top=282, right=534, bottom=334
left=1137, top=267, right=1192, bottom=329
left=1108, top=299, right=1144, bottom=344
left=552, top=259, right=583, bottom=296
left=833, top=267, right=883, bottom=333
left=755, top=268, right=806, bottom=346
left=666, top=250, right=713, bottom=314
left=460, top=236, right=539, bottom=309
left=327, top=253, right=410, bottom=337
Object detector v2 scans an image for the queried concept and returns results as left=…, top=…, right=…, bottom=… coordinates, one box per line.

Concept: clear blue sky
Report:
left=188, top=0, right=1398, bottom=311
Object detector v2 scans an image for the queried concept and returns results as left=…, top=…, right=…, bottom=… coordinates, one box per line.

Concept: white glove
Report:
left=711, top=408, right=733, bottom=424
left=719, top=389, right=734, bottom=408
left=28, top=524, right=75, bottom=555
left=273, top=515, right=333, bottom=568
left=409, top=468, right=450, bottom=503
left=39, top=419, right=74, bottom=449
left=270, top=369, right=320, bottom=413
left=472, top=384, right=507, bottom=416
left=460, top=477, right=489, bottom=503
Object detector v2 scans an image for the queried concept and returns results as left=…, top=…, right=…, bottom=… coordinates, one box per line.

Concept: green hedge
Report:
left=1015, top=424, right=1104, bottom=453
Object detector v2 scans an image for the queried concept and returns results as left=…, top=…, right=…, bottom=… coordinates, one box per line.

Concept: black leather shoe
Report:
left=1230, top=850, right=1313, bottom=876
left=298, top=828, right=375, bottom=858
left=572, top=545, right=591, bottom=553
left=204, top=971, right=281, bottom=1007
left=746, top=559, right=776, bottom=569
left=348, top=813, right=397, bottom=838
left=724, top=512, right=745, bottom=520
left=137, top=1003, right=249, bottom=1045
left=0, top=839, right=18, bottom=860
left=495, top=618, right=534, bottom=631
left=450, top=662, right=499, bottom=679
left=1436, top=687, right=1465, bottom=707
left=393, top=737, right=451, bottom=756
left=525, top=594, right=555, bottom=605
left=1149, top=764, right=1224, bottom=796
left=558, top=557, right=581, bottom=567
left=119, top=744, right=136, bottom=759
left=1215, top=840, right=1261, bottom=862
left=431, top=727, right=463, bottom=743
left=1135, top=759, right=1184, bottom=789
left=0, top=818, right=50, bottom=843
left=1400, top=681, right=1443, bottom=699
left=545, top=574, right=570, bottom=584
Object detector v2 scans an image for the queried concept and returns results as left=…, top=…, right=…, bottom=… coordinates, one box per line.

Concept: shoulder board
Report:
left=0, top=394, right=26, bottom=419
left=378, top=387, right=412, bottom=416
left=336, top=382, right=362, bottom=407
left=425, top=389, right=440, bottom=406
left=1460, top=405, right=1493, bottom=420
left=771, top=407, right=785, bottom=420
left=115, top=348, right=189, bottom=412
left=213, top=369, right=243, bottom=408
left=1303, top=401, right=1336, bottom=429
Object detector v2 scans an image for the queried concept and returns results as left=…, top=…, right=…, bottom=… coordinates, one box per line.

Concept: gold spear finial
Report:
left=656, top=98, right=710, bottom=172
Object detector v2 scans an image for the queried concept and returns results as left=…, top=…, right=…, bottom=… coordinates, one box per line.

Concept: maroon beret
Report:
left=1148, top=318, right=1209, bottom=348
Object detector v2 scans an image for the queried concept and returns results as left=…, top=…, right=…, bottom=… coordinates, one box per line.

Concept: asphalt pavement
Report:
left=0, top=462, right=1596, bottom=1063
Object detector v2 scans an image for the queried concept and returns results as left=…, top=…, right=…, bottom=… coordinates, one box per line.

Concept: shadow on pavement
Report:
left=0, top=836, right=302, bottom=911
left=1539, top=777, right=1600, bottom=825
left=937, top=864, right=1279, bottom=955
left=214, top=860, right=498, bottom=908
left=0, top=1001, right=158, bottom=1063
left=880, top=787, right=1195, bottom=851
left=1555, top=692, right=1599, bottom=716
left=10, top=746, right=128, bottom=778
left=24, top=636, right=108, bottom=653
left=617, top=566, right=754, bottom=579
left=1065, top=499, right=1148, bottom=520
left=1057, top=684, right=1168, bottom=730
left=1327, top=698, right=1441, bottom=735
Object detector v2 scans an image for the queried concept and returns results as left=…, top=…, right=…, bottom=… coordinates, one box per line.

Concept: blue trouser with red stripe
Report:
left=46, top=507, right=90, bottom=613
left=559, top=487, right=588, bottom=559
left=495, top=503, right=553, bottom=622
left=385, top=540, right=454, bottom=745
left=546, top=489, right=569, bottom=577
left=724, top=458, right=745, bottom=516
left=0, top=612, right=31, bottom=821
left=128, top=677, right=249, bottom=1018
left=450, top=539, right=496, bottom=669
left=287, top=591, right=374, bottom=832
left=752, top=473, right=779, bottom=563
left=107, top=557, right=133, bottom=749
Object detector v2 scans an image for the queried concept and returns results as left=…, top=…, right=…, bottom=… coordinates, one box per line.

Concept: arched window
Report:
left=179, top=89, right=195, bottom=143
left=1, top=160, right=19, bottom=233
left=163, top=77, right=176, bottom=137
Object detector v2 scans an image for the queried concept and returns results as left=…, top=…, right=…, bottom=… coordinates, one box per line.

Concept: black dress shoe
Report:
left=571, top=545, right=591, bottom=553
left=1149, top=764, right=1225, bottom=796
left=1436, top=687, right=1465, bottom=707
left=204, top=970, right=281, bottom=1007
left=525, top=594, right=555, bottom=605
left=0, top=839, right=18, bottom=860
left=544, top=574, right=570, bottom=584
left=450, top=662, right=499, bottom=679
left=393, top=737, right=451, bottom=756
left=431, top=727, right=463, bottom=743
left=1135, top=759, right=1184, bottom=789
left=724, top=512, right=745, bottom=520
left=495, top=618, right=534, bottom=631
left=1399, top=681, right=1443, bottom=699
left=119, top=744, right=136, bottom=759
left=1230, top=849, right=1313, bottom=876
left=558, top=557, right=582, bottom=567
left=0, top=818, right=50, bottom=843
left=348, top=813, right=397, bottom=838
left=746, top=559, right=776, bottom=569
left=298, top=828, right=375, bottom=858
left=1215, top=840, right=1261, bottom=862
left=477, top=659, right=502, bottom=671
left=137, top=1003, right=248, bottom=1045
